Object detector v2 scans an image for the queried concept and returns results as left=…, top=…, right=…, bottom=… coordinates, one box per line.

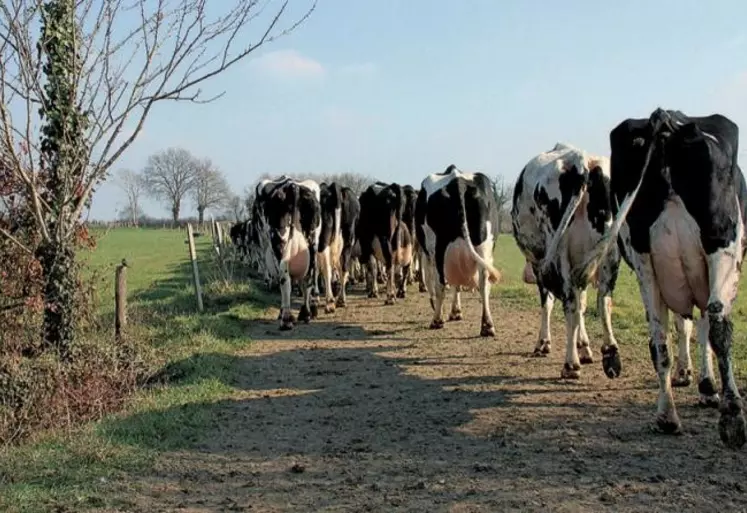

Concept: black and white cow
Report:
left=578, top=108, right=747, bottom=447
left=357, top=181, right=414, bottom=304
left=416, top=165, right=502, bottom=337
left=511, top=143, right=622, bottom=379
left=317, top=182, right=361, bottom=310
left=256, top=176, right=323, bottom=330
left=402, top=184, right=428, bottom=293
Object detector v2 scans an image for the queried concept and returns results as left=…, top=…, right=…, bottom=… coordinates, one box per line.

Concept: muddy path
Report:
left=109, top=285, right=747, bottom=513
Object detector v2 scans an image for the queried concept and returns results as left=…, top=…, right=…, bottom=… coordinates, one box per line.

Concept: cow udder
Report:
left=444, top=239, right=480, bottom=288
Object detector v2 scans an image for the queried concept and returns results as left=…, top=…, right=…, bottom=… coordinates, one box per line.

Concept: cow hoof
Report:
left=384, top=297, right=395, bottom=306
left=654, top=413, right=683, bottom=436
left=532, top=340, right=551, bottom=357
left=298, top=305, right=311, bottom=324
left=601, top=345, right=622, bottom=379
left=279, top=321, right=294, bottom=331
left=560, top=363, right=581, bottom=380
left=480, top=324, right=496, bottom=337
left=419, top=284, right=428, bottom=293
left=719, top=400, right=747, bottom=449
left=430, top=319, right=445, bottom=330
left=325, top=302, right=336, bottom=314
left=448, top=311, right=463, bottom=322
left=309, top=303, right=319, bottom=320
left=335, top=297, right=347, bottom=308
left=671, top=369, right=692, bottom=388
left=396, top=290, right=406, bottom=299
left=578, top=344, right=593, bottom=365
left=698, top=379, right=720, bottom=408
left=368, top=291, right=379, bottom=299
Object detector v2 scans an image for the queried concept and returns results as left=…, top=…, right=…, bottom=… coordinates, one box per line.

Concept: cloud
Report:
left=338, top=62, right=378, bottom=79
left=249, top=49, right=325, bottom=81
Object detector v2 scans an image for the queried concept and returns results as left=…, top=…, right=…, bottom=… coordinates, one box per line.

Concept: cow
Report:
left=577, top=108, right=747, bottom=448
left=415, top=164, right=502, bottom=337
left=511, top=142, right=622, bottom=379
left=256, top=176, right=323, bottom=330
left=317, top=182, right=361, bottom=310
left=402, top=184, right=428, bottom=293
left=357, top=181, right=414, bottom=304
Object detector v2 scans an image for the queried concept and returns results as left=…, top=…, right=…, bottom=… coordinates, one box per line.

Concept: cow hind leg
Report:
left=448, top=287, right=462, bottom=321
left=318, top=249, right=336, bottom=314
left=278, top=268, right=295, bottom=331
left=479, top=268, right=496, bottom=337
left=706, top=245, right=746, bottom=448
left=533, top=284, right=554, bottom=357
left=367, top=255, right=379, bottom=298
left=576, top=288, right=594, bottom=365
left=671, top=315, right=694, bottom=387
left=597, top=257, right=622, bottom=379
left=384, top=263, right=396, bottom=305
left=696, top=316, right=719, bottom=408
left=397, top=263, right=410, bottom=299
left=560, top=290, right=583, bottom=379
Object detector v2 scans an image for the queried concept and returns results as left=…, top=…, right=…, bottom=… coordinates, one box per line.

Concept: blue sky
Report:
left=90, top=0, right=747, bottom=220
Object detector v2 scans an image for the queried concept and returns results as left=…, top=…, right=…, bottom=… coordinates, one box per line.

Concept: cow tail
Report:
left=572, top=121, right=663, bottom=286
left=289, top=182, right=299, bottom=239
left=455, top=176, right=502, bottom=284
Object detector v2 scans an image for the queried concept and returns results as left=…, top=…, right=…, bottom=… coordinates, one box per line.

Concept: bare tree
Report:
left=192, top=159, right=231, bottom=223
left=492, top=176, right=512, bottom=233
left=114, top=169, right=144, bottom=227
left=225, top=194, right=246, bottom=222
left=0, top=0, right=316, bottom=354
left=142, top=148, right=198, bottom=223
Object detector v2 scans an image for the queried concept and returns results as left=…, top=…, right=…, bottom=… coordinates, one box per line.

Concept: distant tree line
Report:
left=115, top=156, right=515, bottom=233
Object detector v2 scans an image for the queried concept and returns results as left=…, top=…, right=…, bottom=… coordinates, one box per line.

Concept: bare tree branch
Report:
left=191, top=158, right=230, bottom=223
left=114, top=168, right=145, bottom=226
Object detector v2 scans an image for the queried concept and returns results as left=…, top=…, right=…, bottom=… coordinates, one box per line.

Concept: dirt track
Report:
left=110, top=285, right=747, bottom=512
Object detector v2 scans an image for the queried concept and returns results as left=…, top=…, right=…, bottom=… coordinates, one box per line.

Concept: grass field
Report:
left=2, top=227, right=747, bottom=511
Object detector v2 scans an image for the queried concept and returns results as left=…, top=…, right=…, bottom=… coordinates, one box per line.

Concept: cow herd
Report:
left=230, top=107, right=747, bottom=450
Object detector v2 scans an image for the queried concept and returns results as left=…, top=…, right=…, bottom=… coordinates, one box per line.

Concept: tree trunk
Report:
left=132, top=204, right=138, bottom=227
left=37, top=237, right=77, bottom=360
left=198, top=206, right=205, bottom=224
left=172, top=200, right=180, bottom=226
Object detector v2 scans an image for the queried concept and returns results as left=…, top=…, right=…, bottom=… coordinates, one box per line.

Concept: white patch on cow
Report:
left=421, top=166, right=475, bottom=201
left=705, top=192, right=744, bottom=318
left=673, top=314, right=693, bottom=385
left=696, top=316, right=719, bottom=404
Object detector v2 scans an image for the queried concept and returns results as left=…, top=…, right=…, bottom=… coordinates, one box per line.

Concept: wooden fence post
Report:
left=187, top=223, right=204, bottom=312
left=115, top=259, right=128, bottom=341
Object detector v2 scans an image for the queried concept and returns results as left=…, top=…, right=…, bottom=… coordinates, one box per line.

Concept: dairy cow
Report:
left=317, top=182, right=361, bottom=309
left=415, top=165, right=502, bottom=337
left=357, top=181, right=414, bottom=304
left=511, top=143, right=622, bottom=379
left=579, top=108, right=747, bottom=447
left=257, top=176, right=323, bottom=330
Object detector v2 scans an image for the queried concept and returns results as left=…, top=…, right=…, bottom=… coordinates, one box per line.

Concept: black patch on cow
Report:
left=318, top=182, right=342, bottom=253
left=586, top=166, right=612, bottom=234
left=610, top=110, right=742, bottom=256
left=532, top=165, right=586, bottom=231
left=415, top=187, right=428, bottom=257
left=339, top=186, right=360, bottom=275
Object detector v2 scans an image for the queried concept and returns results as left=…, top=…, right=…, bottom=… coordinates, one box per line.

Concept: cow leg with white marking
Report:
left=695, top=316, right=720, bottom=407
left=278, top=263, right=295, bottom=330
left=596, top=253, right=622, bottom=378
left=705, top=237, right=746, bottom=448
left=448, top=287, right=462, bottom=321
left=367, top=254, right=380, bottom=298
left=479, top=267, right=496, bottom=337
left=575, top=288, right=594, bottom=364
left=318, top=247, right=336, bottom=314
left=672, top=315, right=694, bottom=387
left=428, top=250, right=447, bottom=329
left=533, top=281, right=554, bottom=356
left=628, top=252, right=681, bottom=432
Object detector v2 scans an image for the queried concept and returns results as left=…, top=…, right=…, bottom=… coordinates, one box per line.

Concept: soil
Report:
left=107, top=286, right=747, bottom=513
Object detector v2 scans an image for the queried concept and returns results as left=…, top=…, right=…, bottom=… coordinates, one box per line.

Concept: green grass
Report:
left=0, top=227, right=273, bottom=513
left=3, top=229, right=747, bottom=512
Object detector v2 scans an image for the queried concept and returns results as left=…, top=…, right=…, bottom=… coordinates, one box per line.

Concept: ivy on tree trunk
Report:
left=37, top=0, right=89, bottom=359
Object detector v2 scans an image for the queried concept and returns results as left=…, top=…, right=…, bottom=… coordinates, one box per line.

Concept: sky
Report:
left=88, top=0, right=747, bottom=221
